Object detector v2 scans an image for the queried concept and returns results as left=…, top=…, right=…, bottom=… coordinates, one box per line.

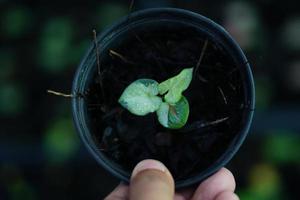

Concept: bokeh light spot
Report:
left=0, top=83, right=25, bottom=116
left=43, top=118, right=80, bottom=165
left=1, top=6, right=33, bottom=39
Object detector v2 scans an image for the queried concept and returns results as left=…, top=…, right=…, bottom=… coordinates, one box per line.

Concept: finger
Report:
left=215, top=191, right=239, bottom=200
left=104, top=183, right=129, bottom=200
left=129, top=159, right=174, bottom=200
left=192, top=168, right=236, bottom=200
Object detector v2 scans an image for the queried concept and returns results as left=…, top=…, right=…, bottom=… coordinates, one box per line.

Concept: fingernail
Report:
left=131, top=159, right=166, bottom=179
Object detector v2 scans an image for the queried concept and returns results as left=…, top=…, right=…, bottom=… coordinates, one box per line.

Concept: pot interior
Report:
left=74, top=9, right=254, bottom=187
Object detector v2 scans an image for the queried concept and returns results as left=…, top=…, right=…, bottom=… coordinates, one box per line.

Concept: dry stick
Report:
left=194, top=39, right=209, bottom=77
left=109, top=49, right=131, bottom=63
left=129, top=0, right=135, bottom=14
left=93, top=30, right=102, bottom=84
left=197, top=74, right=208, bottom=83
left=218, top=86, right=228, bottom=104
left=93, top=30, right=107, bottom=112
left=227, top=67, right=238, bottom=76
left=204, top=117, right=229, bottom=127
left=126, top=0, right=135, bottom=24
left=134, top=32, right=145, bottom=45
left=179, top=117, right=229, bottom=133
left=93, top=31, right=105, bottom=94
left=111, top=1, right=135, bottom=65
left=229, top=82, right=236, bottom=91
left=47, top=90, right=73, bottom=98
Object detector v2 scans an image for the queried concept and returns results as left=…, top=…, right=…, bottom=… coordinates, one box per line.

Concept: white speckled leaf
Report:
left=158, top=68, right=193, bottom=104
left=118, top=79, right=162, bottom=116
left=156, top=102, right=169, bottom=127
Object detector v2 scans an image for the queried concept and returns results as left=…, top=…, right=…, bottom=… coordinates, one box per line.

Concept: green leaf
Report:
left=156, top=102, right=169, bottom=127
left=158, top=68, right=193, bottom=104
left=157, top=96, right=189, bottom=129
left=119, top=79, right=162, bottom=116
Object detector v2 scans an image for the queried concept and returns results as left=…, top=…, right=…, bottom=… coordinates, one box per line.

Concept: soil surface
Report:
left=85, top=23, right=247, bottom=181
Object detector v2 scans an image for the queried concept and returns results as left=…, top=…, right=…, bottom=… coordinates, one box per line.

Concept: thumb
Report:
left=129, top=159, right=175, bottom=200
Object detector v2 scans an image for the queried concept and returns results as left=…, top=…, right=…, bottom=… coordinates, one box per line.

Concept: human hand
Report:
left=105, top=159, right=238, bottom=200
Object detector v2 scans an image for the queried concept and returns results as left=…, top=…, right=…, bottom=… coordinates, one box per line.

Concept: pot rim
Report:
left=72, top=7, right=255, bottom=188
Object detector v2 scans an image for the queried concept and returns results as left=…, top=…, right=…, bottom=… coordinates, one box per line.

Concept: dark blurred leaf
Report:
left=96, top=2, right=128, bottom=29
left=223, top=1, right=265, bottom=51
left=43, top=117, right=80, bottom=165
left=281, top=17, right=300, bottom=51
left=0, top=83, right=25, bottom=116
left=1, top=6, right=33, bottom=39
left=0, top=50, right=15, bottom=81
left=37, top=17, right=75, bottom=73
left=255, top=76, right=273, bottom=110
left=263, top=130, right=300, bottom=164
left=9, top=179, right=37, bottom=200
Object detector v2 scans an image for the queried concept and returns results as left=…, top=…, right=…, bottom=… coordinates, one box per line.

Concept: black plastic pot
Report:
left=72, top=8, right=255, bottom=188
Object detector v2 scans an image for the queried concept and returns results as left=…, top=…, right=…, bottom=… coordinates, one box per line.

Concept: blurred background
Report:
left=1, top=0, right=300, bottom=199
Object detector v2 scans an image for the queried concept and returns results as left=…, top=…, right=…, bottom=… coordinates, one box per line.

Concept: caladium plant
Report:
left=119, top=68, right=193, bottom=129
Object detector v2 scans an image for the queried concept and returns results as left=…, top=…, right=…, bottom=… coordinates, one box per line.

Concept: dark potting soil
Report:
left=85, top=23, right=247, bottom=181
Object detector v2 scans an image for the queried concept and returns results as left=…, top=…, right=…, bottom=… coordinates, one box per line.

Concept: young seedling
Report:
left=118, top=68, right=193, bottom=129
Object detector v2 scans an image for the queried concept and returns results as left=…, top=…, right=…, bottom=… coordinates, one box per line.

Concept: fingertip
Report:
left=218, top=168, right=236, bottom=190
left=129, top=159, right=174, bottom=200
left=215, top=191, right=239, bottom=200
left=131, top=159, right=168, bottom=180
left=191, top=168, right=236, bottom=200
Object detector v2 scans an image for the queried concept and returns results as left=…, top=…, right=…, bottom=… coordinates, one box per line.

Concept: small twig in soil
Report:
left=229, top=82, right=236, bottom=91
left=109, top=49, right=134, bottom=64
left=179, top=117, right=229, bottom=133
left=129, top=0, right=135, bottom=14
left=227, top=67, right=238, bottom=76
left=47, top=90, right=74, bottom=98
left=203, top=117, right=229, bottom=126
left=218, top=86, right=228, bottom=104
left=126, top=0, right=135, bottom=23
left=93, top=30, right=108, bottom=112
left=194, top=39, right=208, bottom=77
left=134, top=32, right=145, bottom=45
left=93, top=30, right=101, bottom=80
left=197, top=74, right=208, bottom=83
left=92, top=30, right=105, bottom=96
